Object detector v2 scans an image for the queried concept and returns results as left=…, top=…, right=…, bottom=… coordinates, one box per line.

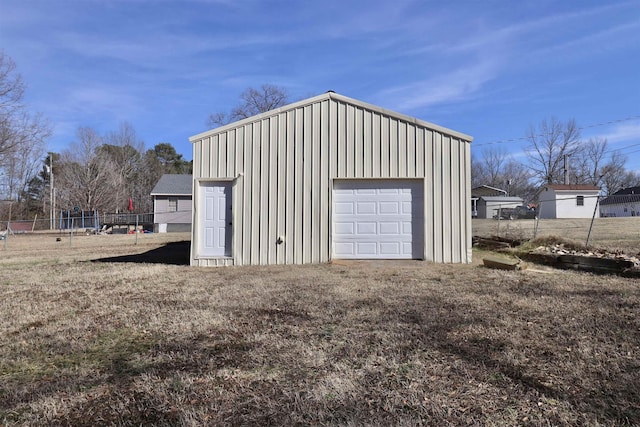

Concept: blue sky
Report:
left=1, top=0, right=639, bottom=172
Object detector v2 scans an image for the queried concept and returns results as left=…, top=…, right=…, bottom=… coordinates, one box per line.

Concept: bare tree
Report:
left=206, top=84, right=289, bottom=128
left=525, top=117, right=582, bottom=185
left=0, top=132, right=46, bottom=218
left=102, top=122, right=146, bottom=212
left=472, top=146, right=534, bottom=199
left=567, top=136, right=631, bottom=195
left=599, top=151, right=632, bottom=195
left=475, top=147, right=508, bottom=187
left=0, top=51, right=50, bottom=202
left=57, top=127, right=123, bottom=212
left=571, top=137, right=608, bottom=185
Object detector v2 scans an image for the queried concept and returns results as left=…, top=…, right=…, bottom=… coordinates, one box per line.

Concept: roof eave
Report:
left=190, top=91, right=473, bottom=142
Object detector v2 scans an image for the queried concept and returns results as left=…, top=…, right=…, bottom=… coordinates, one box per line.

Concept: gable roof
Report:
left=472, top=185, right=507, bottom=197
left=479, top=196, right=523, bottom=202
left=190, top=91, right=473, bottom=143
left=544, top=184, right=600, bottom=191
left=151, top=174, right=193, bottom=196
left=600, top=186, right=640, bottom=205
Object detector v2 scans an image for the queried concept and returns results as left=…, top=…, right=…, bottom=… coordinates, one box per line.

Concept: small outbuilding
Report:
left=189, top=91, right=473, bottom=266
left=537, top=184, right=600, bottom=219
left=471, top=185, right=508, bottom=218
left=150, top=174, right=193, bottom=232
left=476, top=196, right=524, bottom=219
left=599, top=186, right=640, bottom=217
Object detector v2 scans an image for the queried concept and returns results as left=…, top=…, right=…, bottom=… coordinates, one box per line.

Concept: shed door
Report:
left=199, top=182, right=232, bottom=257
left=333, top=180, right=423, bottom=259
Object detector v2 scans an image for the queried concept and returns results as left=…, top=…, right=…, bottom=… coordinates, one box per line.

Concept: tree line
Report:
left=472, top=117, right=640, bottom=202
left=3, top=48, right=638, bottom=223
left=0, top=51, right=190, bottom=224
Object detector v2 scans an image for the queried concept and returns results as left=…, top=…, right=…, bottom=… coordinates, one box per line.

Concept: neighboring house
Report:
left=189, top=91, right=473, bottom=267
left=150, top=174, right=193, bottom=232
left=471, top=185, right=507, bottom=217
left=599, top=186, right=640, bottom=217
left=476, top=196, right=524, bottom=219
left=537, top=184, right=600, bottom=219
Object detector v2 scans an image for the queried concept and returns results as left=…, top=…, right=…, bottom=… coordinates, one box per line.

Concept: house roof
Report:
left=471, top=185, right=507, bottom=197
left=480, top=196, right=523, bottom=202
left=150, top=174, right=193, bottom=196
left=543, top=184, right=600, bottom=191
left=190, top=91, right=473, bottom=143
left=600, top=186, right=640, bottom=206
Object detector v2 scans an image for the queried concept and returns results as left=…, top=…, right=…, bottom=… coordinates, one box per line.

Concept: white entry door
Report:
left=333, top=179, right=423, bottom=259
left=199, top=182, right=232, bottom=257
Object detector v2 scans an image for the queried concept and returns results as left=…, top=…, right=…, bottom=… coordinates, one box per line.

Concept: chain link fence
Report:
left=473, top=192, right=640, bottom=254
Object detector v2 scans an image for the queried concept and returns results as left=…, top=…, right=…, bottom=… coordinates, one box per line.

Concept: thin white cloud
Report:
left=65, top=85, right=141, bottom=121
left=376, top=57, right=503, bottom=111
left=589, top=121, right=640, bottom=144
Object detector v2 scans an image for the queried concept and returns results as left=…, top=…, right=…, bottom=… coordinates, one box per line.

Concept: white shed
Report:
left=538, top=184, right=600, bottom=219
left=476, top=196, right=524, bottom=219
left=189, top=92, right=473, bottom=266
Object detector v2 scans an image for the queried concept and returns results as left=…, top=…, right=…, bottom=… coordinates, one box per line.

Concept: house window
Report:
left=576, top=196, right=584, bottom=206
left=168, top=197, right=178, bottom=212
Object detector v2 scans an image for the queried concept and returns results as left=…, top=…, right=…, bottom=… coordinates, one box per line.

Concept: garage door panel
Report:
left=356, top=222, right=377, bottom=234
left=356, top=242, right=377, bottom=255
left=402, top=221, right=412, bottom=234
left=379, top=188, right=400, bottom=194
left=356, top=188, right=377, bottom=195
left=334, top=242, right=355, bottom=256
left=379, top=202, right=400, bottom=214
left=380, top=242, right=401, bottom=255
left=356, top=202, right=376, bottom=214
left=334, top=222, right=355, bottom=235
left=334, top=188, right=355, bottom=196
left=334, top=202, right=354, bottom=214
left=379, top=222, right=400, bottom=234
left=333, top=180, right=423, bottom=259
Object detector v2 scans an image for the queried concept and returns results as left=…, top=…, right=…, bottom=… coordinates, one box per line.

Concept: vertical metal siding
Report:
left=319, top=100, right=330, bottom=262
left=276, top=113, right=287, bottom=265
left=423, top=130, right=433, bottom=261
left=442, top=136, right=452, bottom=262
left=190, top=95, right=472, bottom=266
left=285, top=111, right=296, bottom=264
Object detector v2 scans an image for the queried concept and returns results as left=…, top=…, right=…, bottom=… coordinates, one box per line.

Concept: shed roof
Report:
left=151, top=174, right=193, bottom=196
left=544, top=184, right=600, bottom=191
left=471, top=185, right=507, bottom=197
left=190, top=91, right=473, bottom=143
left=480, top=196, right=523, bottom=202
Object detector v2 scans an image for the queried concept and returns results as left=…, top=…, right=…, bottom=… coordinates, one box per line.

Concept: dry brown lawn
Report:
left=0, top=232, right=639, bottom=426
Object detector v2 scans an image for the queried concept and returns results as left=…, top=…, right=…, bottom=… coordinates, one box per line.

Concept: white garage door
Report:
left=333, top=180, right=424, bottom=259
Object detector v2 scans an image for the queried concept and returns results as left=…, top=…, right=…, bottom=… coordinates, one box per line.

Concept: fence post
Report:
left=585, top=195, right=600, bottom=248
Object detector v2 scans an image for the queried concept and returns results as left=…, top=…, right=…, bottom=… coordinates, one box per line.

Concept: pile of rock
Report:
left=533, top=244, right=640, bottom=266
left=528, top=243, right=640, bottom=276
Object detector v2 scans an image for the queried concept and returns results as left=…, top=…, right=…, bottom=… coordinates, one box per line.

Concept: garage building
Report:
left=189, top=91, right=472, bottom=266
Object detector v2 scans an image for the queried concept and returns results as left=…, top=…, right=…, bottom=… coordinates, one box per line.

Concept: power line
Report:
left=474, top=114, right=640, bottom=147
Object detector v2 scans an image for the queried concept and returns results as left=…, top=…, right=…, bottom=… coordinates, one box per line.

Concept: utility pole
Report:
left=563, top=154, right=570, bottom=185
left=48, top=154, right=54, bottom=230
